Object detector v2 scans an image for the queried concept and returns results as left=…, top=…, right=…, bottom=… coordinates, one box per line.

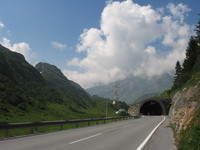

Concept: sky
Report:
left=0, top=0, right=199, bottom=88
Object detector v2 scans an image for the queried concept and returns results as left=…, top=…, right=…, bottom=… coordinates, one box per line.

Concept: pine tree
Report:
left=196, top=21, right=200, bottom=44
left=174, top=61, right=182, bottom=80
left=195, top=15, right=200, bottom=45
left=172, top=16, right=200, bottom=90
left=182, top=37, right=198, bottom=73
left=173, top=61, right=183, bottom=89
left=193, top=18, right=200, bottom=73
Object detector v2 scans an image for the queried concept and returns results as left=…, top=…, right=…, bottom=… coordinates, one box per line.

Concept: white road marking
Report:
left=69, top=133, right=102, bottom=144
left=122, top=125, right=129, bottom=128
left=69, top=125, right=126, bottom=145
left=136, top=116, right=166, bottom=150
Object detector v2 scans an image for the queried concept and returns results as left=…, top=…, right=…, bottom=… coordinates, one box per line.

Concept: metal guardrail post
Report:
left=34, top=126, right=38, bottom=133
left=5, top=128, right=9, bottom=138
left=60, top=124, right=63, bottom=130
left=31, top=126, right=34, bottom=134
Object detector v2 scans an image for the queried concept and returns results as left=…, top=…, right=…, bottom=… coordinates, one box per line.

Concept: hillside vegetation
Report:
left=0, top=45, right=128, bottom=123
left=167, top=18, right=200, bottom=150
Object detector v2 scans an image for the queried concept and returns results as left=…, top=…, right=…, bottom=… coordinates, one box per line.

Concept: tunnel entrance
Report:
left=140, top=100, right=163, bottom=115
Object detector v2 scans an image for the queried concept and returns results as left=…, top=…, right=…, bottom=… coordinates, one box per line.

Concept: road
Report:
left=143, top=117, right=177, bottom=150
left=0, top=116, right=165, bottom=150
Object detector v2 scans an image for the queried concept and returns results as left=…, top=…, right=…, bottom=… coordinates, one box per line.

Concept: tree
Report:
left=195, top=15, right=200, bottom=44
left=172, top=16, right=200, bottom=90
left=182, top=37, right=198, bottom=73
left=174, top=61, right=182, bottom=80
left=173, top=61, right=183, bottom=89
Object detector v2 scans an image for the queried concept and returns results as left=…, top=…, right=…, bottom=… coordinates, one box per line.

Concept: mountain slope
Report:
left=35, top=62, right=90, bottom=100
left=0, top=45, right=125, bottom=123
left=0, top=44, right=44, bottom=83
left=87, top=73, right=173, bottom=104
left=0, top=44, right=48, bottom=108
left=168, top=20, right=200, bottom=150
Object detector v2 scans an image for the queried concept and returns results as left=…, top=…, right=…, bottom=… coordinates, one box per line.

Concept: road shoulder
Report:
left=143, top=116, right=177, bottom=150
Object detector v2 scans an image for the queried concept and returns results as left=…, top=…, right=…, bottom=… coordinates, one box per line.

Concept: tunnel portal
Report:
left=139, top=100, right=164, bottom=115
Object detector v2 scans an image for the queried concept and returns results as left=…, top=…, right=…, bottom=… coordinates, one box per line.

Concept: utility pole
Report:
left=106, top=83, right=119, bottom=118
left=113, top=84, right=119, bottom=101
left=106, top=99, right=108, bottom=118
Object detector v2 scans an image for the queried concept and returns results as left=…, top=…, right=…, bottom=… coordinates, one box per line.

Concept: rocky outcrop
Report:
left=169, top=83, right=200, bottom=134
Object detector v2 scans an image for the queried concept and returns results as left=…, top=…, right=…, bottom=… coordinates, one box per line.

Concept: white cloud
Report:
left=0, top=38, right=37, bottom=64
left=167, top=3, right=191, bottom=23
left=0, top=21, right=4, bottom=29
left=145, top=46, right=156, bottom=55
left=0, top=21, right=36, bottom=64
left=52, top=41, right=71, bottom=51
left=64, top=0, right=193, bottom=88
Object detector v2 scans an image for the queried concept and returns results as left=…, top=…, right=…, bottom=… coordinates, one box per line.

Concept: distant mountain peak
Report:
left=87, top=73, right=173, bottom=104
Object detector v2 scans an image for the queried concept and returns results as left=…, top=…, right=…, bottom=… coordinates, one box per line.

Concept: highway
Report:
left=0, top=116, right=165, bottom=150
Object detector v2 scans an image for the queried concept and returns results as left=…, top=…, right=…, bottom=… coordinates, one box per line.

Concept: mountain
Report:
left=0, top=44, right=44, bottom=84
left=0, top=44, right=127, bottom=123
left=0, top=44, right=47, bottom=108
left=35, top=62, right=91, bottom=107
left=87, top=73, right=173, bottom=104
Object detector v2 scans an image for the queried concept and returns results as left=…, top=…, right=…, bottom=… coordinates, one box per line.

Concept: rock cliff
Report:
left=169, top=81, right=200, bottom=135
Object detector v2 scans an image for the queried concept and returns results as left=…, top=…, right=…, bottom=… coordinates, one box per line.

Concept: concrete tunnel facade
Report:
left=135, top=98, right=167, bottom=116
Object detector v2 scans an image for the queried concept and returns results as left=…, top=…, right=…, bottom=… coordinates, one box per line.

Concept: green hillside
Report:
left=35, top=62, right=91, bottom=108
left=162, top=18, right=200, bottom=150
left=173, top=21, right=200, bottom=150
left=0, top=45, right=127, bottom=123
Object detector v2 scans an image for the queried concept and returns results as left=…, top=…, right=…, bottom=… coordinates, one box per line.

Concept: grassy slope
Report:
left=0, top=99, right=125, bottom=138
left=0, top=46, right=126, bottom=123
left=0, top=99, right=121, bottom=123
left=178, top=108, right=200, bottom=150
left=177, top=73, right=200, bottom=150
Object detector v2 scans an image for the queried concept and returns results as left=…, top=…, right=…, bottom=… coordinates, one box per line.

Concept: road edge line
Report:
left=136, top=116, right=166, bottom=150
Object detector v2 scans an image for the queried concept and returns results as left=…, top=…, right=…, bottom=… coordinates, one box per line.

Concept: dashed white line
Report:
left=122, top=125, right=129, bottom=128
left=69, top=126, right=126, bottom=145
left=136, top=116, right=166, bottom=150
left=69, top=117, right=165, bottom=147
left=69, top=133, right=102, bottom=144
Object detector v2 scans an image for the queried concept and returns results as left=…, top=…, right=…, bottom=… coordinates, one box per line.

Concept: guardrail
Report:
left=0, top=116, right=133, bottom=138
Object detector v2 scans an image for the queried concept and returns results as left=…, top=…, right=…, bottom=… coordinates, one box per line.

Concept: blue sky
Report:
left=0, top=0, right=199, bottom=88
left=0, top=0, right=105, bottom=66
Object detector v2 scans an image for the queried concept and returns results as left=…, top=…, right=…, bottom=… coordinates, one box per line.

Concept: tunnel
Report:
left=137, top=99, right=167, bottom=116
left=140, top=100, right=163, bottom=115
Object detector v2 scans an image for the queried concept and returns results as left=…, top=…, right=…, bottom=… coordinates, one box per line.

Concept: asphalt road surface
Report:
left=144, top=117, right=177, bottom=150
left=0, top=116, right=165, bottom=150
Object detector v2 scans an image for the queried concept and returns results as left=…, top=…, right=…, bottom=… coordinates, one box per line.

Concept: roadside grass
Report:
left=178, top=108, right=200, bottom=150
left=0, top=117, right=128, bottom=138
left=0, top=97, right=128, bottom=138
left=0, top=99, right=118, bottom=123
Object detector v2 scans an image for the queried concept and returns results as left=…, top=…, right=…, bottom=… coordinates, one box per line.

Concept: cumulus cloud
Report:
left=0, top=38, right=37, bottom=63
left=0, top=21, right=4, bottom=29
left=167, top=3, right=191, bottom=23
left=63, top=0, right=193, bottom=88
left=52, top=41, right=72, bottom=51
